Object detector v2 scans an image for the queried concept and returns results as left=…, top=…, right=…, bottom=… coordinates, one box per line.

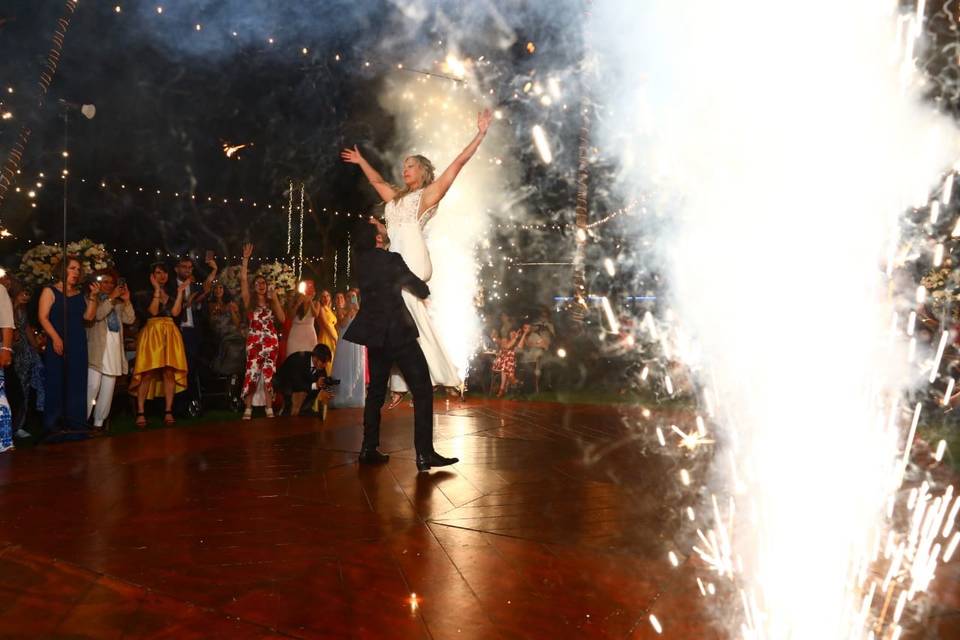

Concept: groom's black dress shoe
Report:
left=359, top=448, right=390, bottom=464
left=416, top=451, right=459, bottom=472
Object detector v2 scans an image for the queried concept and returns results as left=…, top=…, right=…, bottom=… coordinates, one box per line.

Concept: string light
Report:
left=286, top=180, right=293, bottom=254
left=297, top=182, right=305, bottom=281
left=15, top=241, right=325, bottom=264
left=0, top=0, right=80, bottom=229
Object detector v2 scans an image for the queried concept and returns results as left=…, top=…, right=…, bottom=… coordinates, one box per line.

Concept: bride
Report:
left=341, top=108, right=492, bottom=405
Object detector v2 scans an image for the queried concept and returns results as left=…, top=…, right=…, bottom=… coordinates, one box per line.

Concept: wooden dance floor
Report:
left=0, top=399, right=956, bottom=639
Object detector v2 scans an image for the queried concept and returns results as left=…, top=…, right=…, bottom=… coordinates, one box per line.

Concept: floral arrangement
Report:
left=256, top=261, right=297, bottom=292
left=217, top=265, right=243, bottom=296
left=18, top=239, right=113, bottom=286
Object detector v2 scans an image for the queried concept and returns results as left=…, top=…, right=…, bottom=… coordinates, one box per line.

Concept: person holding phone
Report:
left=85, top=268, right=135, bottom=430
left=239, top=243, right=286, bottom=419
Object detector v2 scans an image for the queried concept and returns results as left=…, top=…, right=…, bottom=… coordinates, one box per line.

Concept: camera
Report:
left=322, top=376, right=341, bottom=387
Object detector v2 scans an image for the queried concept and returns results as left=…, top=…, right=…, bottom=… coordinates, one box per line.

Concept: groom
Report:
left=344, top=219, right=459, bottom=472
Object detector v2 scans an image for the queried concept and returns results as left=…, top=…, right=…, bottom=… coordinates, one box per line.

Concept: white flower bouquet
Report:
left=18, top=239, right=114, bottom=286
left=256, top=261, right=296, bottom=293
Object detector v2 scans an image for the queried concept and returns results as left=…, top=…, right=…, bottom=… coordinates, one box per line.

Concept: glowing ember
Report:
left=223, top=142, right=252, bottom=158
left=531, top=125, right=552, bottom=164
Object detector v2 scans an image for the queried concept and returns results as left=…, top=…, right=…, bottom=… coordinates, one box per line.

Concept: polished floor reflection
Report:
left=0, top=400, right=955, bottom=638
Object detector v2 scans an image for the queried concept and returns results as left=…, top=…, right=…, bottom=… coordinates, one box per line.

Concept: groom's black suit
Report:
left=343, top=247, right=434, bottom=454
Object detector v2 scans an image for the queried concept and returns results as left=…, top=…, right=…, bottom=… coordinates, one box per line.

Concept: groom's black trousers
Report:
left=363, top=340, right=434, bottom=455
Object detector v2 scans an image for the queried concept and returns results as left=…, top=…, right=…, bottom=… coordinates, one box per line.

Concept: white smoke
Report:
left=592, top=1, right=959, bottom=636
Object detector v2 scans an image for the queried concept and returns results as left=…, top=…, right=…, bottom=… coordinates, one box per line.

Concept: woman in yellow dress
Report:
left=130, top=262, right=189, bottom=427
left=316, top=289, right=338, bottom=364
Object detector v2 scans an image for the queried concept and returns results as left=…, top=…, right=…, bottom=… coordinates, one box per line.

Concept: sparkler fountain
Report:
left=591, top=1, right=960, bottom=637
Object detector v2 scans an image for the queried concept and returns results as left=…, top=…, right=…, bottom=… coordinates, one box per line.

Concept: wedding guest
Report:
left=11, top=283, right=43, bottom=438
left=0, top=281, right=14, bottom=452
left=173, top=254, right=217, bottom=415
left=129, top=262, right=189, bottom=427
left=330, top=290, right=365, bottom=408
left=334, top=291, right=353, bottom=328
left=285, top=279, right=320, bottom=358
left=317, top=289, right=339, bottom=363
left=274, top=343, right=333, bottom=416
left=518, top=307, right=555, bottom=393
left=239, top=243, right=285, bottom=419
left=86, top=269, right=135, bottom=430
left=205, top=282, right=244, bottom=376
left=38, top=256, right=98, bottom=435
left=493, top=324, right=531, bottom=397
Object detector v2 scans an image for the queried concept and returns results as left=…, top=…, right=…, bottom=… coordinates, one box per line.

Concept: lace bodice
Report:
left=384, top=189, right=438, bottom=230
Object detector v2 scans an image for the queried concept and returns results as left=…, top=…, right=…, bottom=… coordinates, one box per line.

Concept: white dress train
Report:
left=385, top=189, right=462, bottom=392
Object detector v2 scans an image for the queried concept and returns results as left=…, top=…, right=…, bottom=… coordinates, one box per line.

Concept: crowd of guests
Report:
left=0, top=245, right=368, bottom=451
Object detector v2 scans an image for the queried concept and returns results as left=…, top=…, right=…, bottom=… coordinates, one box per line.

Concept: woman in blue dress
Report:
left=37, top=256, right=98, bottom=435
left=330, top=291, right=365, bottom=408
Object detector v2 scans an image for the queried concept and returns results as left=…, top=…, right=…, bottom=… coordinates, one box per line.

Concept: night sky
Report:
left=0, top=1, right=639, bottom=306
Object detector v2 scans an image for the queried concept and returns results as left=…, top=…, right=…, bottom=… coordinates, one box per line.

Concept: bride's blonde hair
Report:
left=391, top=155, right=435, bottom=203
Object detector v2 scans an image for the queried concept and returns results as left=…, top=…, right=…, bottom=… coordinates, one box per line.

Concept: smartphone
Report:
left=298, top=281, right=307, bottom=294
left=117, top=278, right=127, bottom=289
left=96, top=275, right=103, bottom=282
left=204, top=249, right=215, bottom=262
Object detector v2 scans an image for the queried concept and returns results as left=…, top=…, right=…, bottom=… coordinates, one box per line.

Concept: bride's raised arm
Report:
left=341, top=145, right=398, bottom=203
left=421, top=109, right=492, bottom=212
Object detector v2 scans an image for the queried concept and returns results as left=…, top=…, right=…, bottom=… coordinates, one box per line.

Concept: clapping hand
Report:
left=340, top=145, right=363, bottom=165
left=149, top=272, right=161, bottom=292
left=477, top=108, right=493, bottom=134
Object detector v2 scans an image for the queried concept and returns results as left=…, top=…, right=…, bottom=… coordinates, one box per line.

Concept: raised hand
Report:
left=149, top=272, right=160, bottom=292
left=340, top=145, right=363, bottom=165
left=88, top=282, right=101, bottom=298
left=477, top=108, right=493, bottom=134
left=242, top=243, right=254, bottom=261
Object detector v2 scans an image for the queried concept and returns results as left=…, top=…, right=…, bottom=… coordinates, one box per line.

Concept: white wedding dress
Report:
left=385, top=189, right=462, bottom=392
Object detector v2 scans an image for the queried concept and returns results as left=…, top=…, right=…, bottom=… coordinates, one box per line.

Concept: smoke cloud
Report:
left=592, top=1, right=959, bottom=636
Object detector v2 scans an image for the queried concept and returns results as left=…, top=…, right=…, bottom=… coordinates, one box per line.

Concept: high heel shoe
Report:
left=415, top=451, right=459, bottom=472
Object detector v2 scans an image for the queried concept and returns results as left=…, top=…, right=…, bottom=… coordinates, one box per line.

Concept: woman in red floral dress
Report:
left=239, top=243, right=286, bottom=419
